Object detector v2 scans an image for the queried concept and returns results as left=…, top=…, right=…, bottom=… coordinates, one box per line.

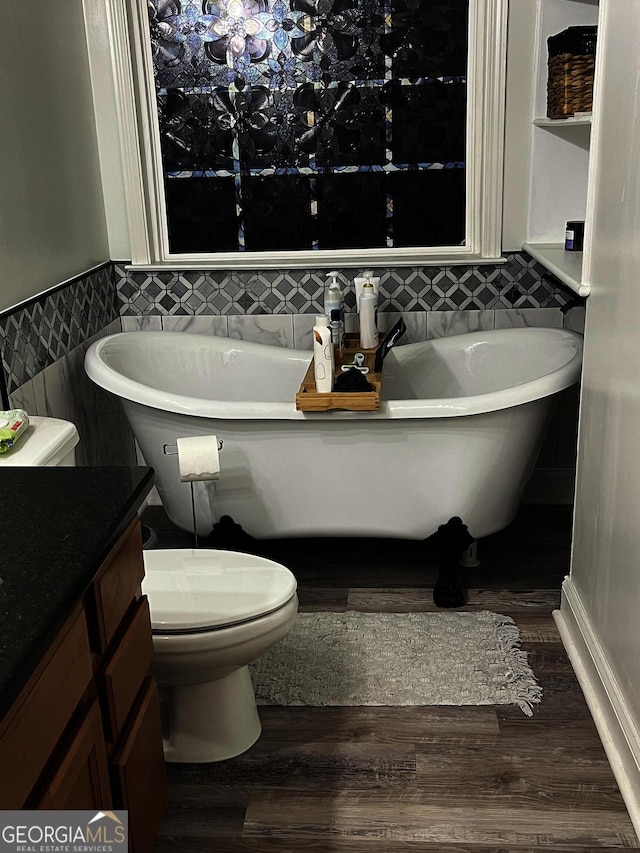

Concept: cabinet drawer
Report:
left=0, top=609, right=92, bottom=808
left=112, top=677, right=168, bottom=853
left=99, top=596, right=154, bottom=744
left=89, top=519, right=145, bottom=652
left=35, top=699, right=111, bottom=809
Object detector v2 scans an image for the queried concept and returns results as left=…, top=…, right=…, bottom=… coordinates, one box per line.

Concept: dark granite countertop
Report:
left=0, top=466, right=154, bottom=720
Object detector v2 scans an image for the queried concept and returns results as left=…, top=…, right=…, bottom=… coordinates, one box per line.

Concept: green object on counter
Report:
left=0, top=409, right=29, bottom=453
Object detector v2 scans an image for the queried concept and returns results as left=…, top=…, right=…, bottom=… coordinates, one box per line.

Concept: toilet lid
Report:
left=142, top=549, right=297, bottom=632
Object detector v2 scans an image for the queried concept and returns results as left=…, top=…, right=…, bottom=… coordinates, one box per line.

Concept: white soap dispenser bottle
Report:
left=354, top=268, right=380, bottom=312
left=324, top=271, right=343, bottom=316
left=313, top=315, right=334, bottom=392
left=359, top=280, right=379, bottom=350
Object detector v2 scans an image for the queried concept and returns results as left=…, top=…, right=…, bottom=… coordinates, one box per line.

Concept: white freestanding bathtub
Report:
left=85, top=328, right=583, bottom=541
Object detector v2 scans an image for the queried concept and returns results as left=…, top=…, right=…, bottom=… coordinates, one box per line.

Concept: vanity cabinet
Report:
left=88, top=518, right=168, bottom=851
left=0, top=501, right=166, bottom=853
left=523, top=0, right=601, bottom=295
left=0, top=605, right=96, bottom=809
left=36, top=699, right=112, bottom=810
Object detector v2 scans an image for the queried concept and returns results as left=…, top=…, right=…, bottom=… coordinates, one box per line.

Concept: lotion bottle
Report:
left=359, top=281, right=379, bottom=350
left=324, top=271, right=345, bottom=355
left=313, top=315, right=334, bottom=392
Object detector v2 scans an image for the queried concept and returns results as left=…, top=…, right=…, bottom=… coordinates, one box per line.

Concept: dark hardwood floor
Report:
left=145, top=505, right=640, bottom=852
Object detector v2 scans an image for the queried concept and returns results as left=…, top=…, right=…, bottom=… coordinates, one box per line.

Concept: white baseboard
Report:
left=554, top=579, right=640, bottom=837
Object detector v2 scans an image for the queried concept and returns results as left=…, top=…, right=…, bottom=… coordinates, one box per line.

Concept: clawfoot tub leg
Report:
left=429, top=517, right=474, bottom=608
left=206, top=515, right=259, bottom=552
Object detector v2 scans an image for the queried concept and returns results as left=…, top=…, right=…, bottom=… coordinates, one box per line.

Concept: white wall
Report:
left=0, top=0, right=109, bottom=314
left=558, top=0, right=640, bottom=833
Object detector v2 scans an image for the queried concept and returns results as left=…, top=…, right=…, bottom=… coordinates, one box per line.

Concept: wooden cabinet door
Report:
left=112, top=677, right=167, bottom=853
left=98, top=596, right=154, bottom=745
left=0, top=608, right=93, bottom=809
left=36, top=700, right=111, bottom=810
left=88, top=519, right=145, bottom=653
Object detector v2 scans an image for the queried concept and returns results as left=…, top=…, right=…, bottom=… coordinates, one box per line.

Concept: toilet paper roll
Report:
left=176, top=435, right=220, bottom=482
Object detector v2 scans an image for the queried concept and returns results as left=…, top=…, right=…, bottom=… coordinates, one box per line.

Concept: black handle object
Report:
left=374, top=317, right=407, bottom=373
left=333, top=367, right=374, bottom=392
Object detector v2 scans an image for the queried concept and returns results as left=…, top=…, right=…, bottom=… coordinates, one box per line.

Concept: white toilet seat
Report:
left=142, top=548, right=297, bottom=633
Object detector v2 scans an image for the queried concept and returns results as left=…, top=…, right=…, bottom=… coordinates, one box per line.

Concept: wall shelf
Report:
left=524, top=0, right=600, bottom=299
left=533, top=115, right=592, bottom=127
left=523, top=242, right=590, bottom=296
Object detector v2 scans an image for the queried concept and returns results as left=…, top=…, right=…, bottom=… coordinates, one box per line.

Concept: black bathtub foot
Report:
left=206, top=515, right=258, bottom=552
left=429, top=516, right=474, bottom=608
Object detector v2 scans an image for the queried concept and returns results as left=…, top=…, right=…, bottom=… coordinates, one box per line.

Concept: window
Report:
left=119, top=0, right=507, bottom=267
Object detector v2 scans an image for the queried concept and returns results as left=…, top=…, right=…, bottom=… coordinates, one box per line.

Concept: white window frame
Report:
left=105, top=0, right=508, bottom=269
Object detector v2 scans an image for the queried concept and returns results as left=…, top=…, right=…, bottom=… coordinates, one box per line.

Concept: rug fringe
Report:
left=477, top=610, right=543, bottom=716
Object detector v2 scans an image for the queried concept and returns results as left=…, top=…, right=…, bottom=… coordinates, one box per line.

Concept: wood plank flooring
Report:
left=146, top=505, right=640, bottom=852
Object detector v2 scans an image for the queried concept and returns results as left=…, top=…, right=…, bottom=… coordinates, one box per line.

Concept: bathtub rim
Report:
left=85, top=327, right=583, bottom=421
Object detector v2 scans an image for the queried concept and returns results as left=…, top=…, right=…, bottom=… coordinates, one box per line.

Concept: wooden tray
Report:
left=295, top=335, right=382, bottom=412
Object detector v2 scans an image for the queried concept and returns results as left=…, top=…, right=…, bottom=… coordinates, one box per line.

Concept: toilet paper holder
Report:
left=163, top=439, right=224, bottom=549
left=163, top=439, right=224, bottom=455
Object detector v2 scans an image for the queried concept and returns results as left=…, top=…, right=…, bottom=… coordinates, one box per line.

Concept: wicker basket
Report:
left=547, top=26, right=597, bottom=120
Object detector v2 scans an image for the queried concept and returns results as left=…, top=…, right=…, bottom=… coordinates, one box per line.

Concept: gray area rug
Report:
left=250, top=610, right=542, bottom=716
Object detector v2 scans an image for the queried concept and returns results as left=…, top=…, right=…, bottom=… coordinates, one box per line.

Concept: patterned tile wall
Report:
left=8, top=320, right=138, bottom=468
left=0, top=264, right=135, bottom=467
left=0, top=264, right=118, bottom=396
left=114, top=252, right=577, bottom=317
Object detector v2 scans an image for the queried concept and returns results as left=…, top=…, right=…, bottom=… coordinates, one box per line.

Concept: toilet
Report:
left=0, top=415, right=79, bottom=466
left=142, top=548, right=298, bottom=763
left=3, top=414, right=299, bottom=764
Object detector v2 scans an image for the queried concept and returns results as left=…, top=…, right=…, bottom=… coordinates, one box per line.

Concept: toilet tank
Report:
left=0, top=416, right=79, bottom=466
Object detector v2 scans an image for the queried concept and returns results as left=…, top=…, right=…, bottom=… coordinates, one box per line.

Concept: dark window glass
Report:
left=390, top=169, right=465, bottom=247
left=317, top=172, right=387, bottom=249
left=387, top=80, right=466, bottom=165
left=148, top=0, right=468, bottom=253
left=158, top=90, right=235, bottom=171
left=383, top=0, right=468, bottom=78
left=165, top=177, right=239, bottom=253
left=308, top=84, right=386, bottom=167
left=242, top=175, right=313, bottom=250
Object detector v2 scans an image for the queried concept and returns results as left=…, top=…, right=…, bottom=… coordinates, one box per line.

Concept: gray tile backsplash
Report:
left=114, top=253, right=575, bottom=317
left=0, top=263, right=133, bottom=466
left=8, top=319, right=137, bottom=467
left=494, top=308, right=564, bottom=329
left=427, top=310, right=494, bottom=339
left=0, top=264, right=117, bottom=395
left=228, top=314, right=294, bottom=348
